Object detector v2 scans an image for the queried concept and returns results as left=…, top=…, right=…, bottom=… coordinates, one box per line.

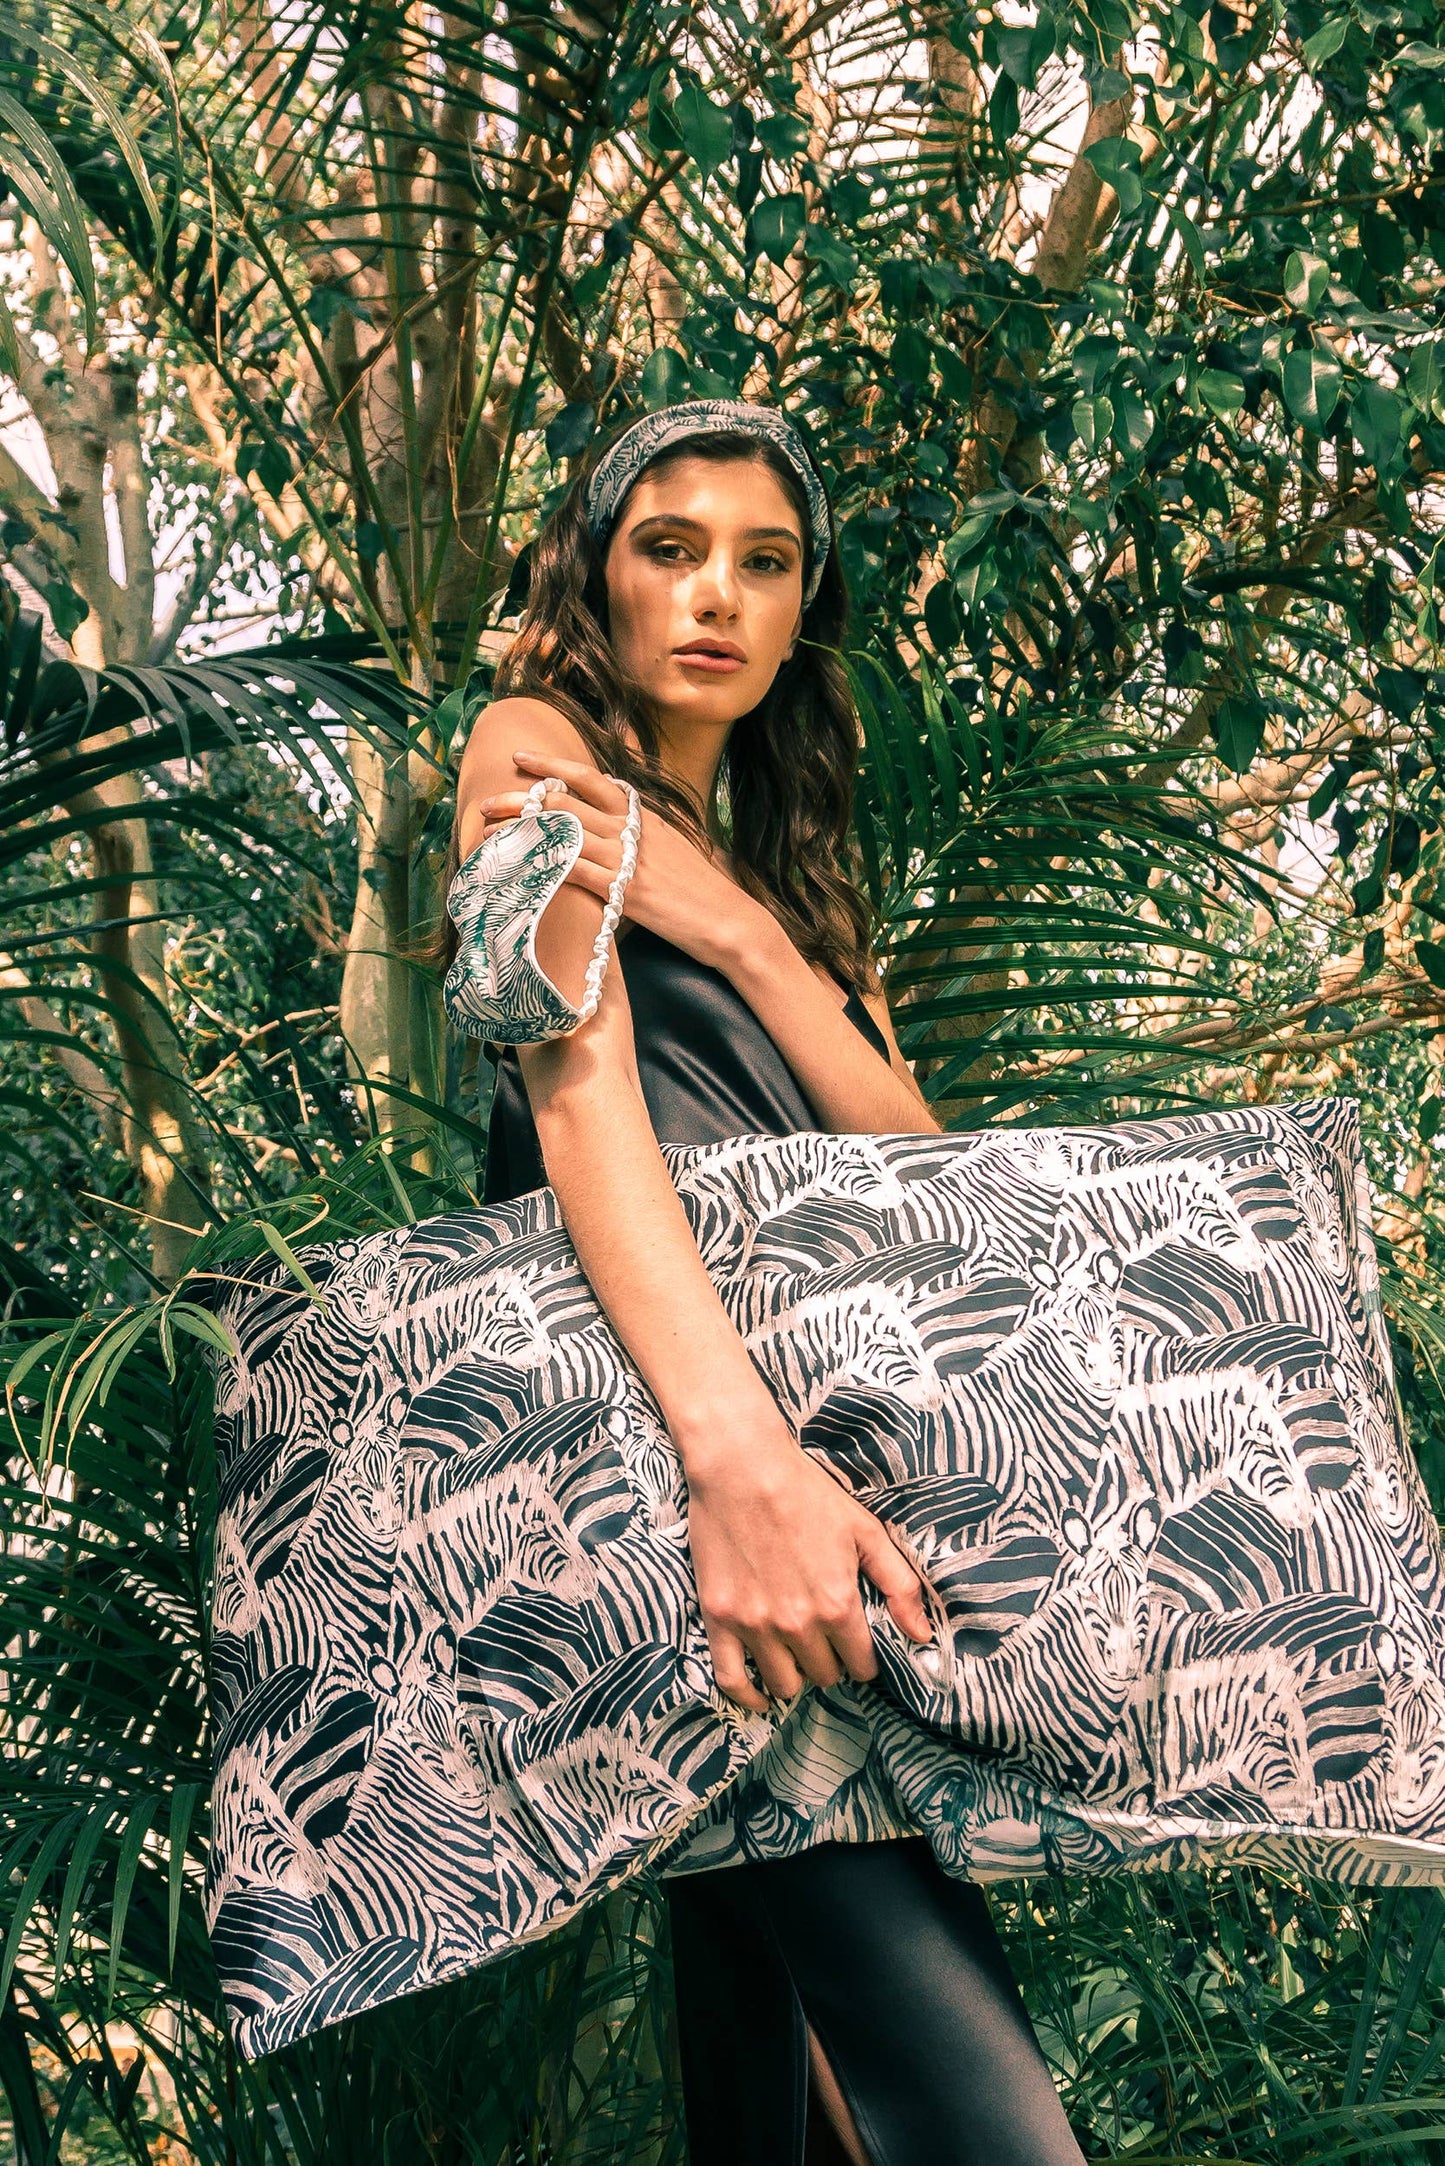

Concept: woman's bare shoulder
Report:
left=454, top=702, right=604, bottom=860
left=458, top=694, right=594, bottom=788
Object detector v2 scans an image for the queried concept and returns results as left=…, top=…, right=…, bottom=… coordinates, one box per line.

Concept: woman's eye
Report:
left=649, top=540, right=690, bottom=562
left=749, top=551, right=790, bottom=573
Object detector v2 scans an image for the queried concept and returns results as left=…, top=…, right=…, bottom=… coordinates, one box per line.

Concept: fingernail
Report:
left=513, top=748, right=537, bottom=758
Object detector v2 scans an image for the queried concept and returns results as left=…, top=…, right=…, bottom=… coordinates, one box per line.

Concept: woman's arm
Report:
left=478, top=745, right=939, bottom=1137
left=521, top=960, right=934, bottom=1716
left=721, top=910, right=941, bottom=1135
left=456, top=700, right=934, bottom=1714
left=454, top=695, right=614, bottom=1013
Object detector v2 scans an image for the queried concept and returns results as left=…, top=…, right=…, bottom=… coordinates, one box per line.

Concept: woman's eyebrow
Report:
left=627, top=513, right=801, bottom=546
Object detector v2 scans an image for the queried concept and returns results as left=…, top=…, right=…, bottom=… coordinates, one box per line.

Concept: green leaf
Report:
left=1281, top=346, right=1342, bottom=432
left=1110, top=382, right=1154, bottom=457
left=167, top=1782, right=202, bottom=1974
left=1072, top=394, right=1114, bottom=452
left=995, top=20, right=1049, bottom=86
left=747, top=192, right=807, bottom=263
left=42, top=581, right=90, bottom=643
left=640, top=347, right=689, bottom=407
left=1083, top=137, right=1144, bottom=216
left=755, top=111, right=810, bottom=161
left=3, top=23, right=171, bottom=288
left=1196, top=368, right=1245, bottom=421
left=924, top=578, right=961, bottom=654
left=1283, top=250, right=1331, bottom=315
left=1302, top=16, right=1349, bottom=64
left=646, top=68, right=683, bottom=156
left=1167, top=203, right=1207, bottom=281
left=961, top=487, right=1013, bottom=521
left=675, top=79, right=733, bottom=174
left=1417, top=938, right=1445, bottom=990
left=937, top=344, right=973, bottom=404
left=355, top=519, right=388, bottom=565
left=988, top=72, right=1020, bottom=146
left=106, top=1794, right=160, bottom=2012
left=955, top=555, right=999, bottom=610
left=544, top=401, right=596, bottom=461
left=944, top=510, right=998, bottom=568
left=1068, top=491, right=1111, bottom=534
left=53, top=1803, right=114, bottom=1987
left=891, top=325, right=932, bottom=389
left=1407, top=340, right=1445, bottom=420
left=804, top=225, right=859, bottom=287
left=0, top=286, right=19, bottom=379
left=165, top=1302, right=246, bottom=1363
left=1073, top=333, right=1121, bottom=393
left=1214, top=694, right=1265, bottom=773
left=1, top=1814, right=84, bottom=2003
left=0, top=87, right=98, bottom=334
left=238, top=436, right=293, bottom=499
left=304, top=283, right=361, bottom=335
left=1351, top=381, right=1411, bottom=474
left=257, top=1219, right=329, bottom=1305
left=1376, top=666, right=1426, bottom=721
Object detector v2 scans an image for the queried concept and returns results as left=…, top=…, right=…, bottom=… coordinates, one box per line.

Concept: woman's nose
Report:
left=692, top=552, right=741, bottom=616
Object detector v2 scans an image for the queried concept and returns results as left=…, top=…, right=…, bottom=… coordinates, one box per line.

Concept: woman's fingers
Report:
left=854, top=1515, right=935, bottom=1644
left=480, top=783, right=623, bottom=833
left=707, top=1624, right=772, bottom=1715
left=819, top=1599, right=880, bottom=1685
left=481, top=804, right=618, bottom=860
left=558, top=855, right=618, bottom=897
left=707, top=1620, right=827, bottom=1711
left=749, top=1636, right=805, bottom=1703
left=510, top=750, right=632, bottom=815
left=782, top=1623, right=849, bottom=1691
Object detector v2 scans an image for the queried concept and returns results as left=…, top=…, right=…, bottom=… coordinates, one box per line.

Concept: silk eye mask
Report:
left=443, top=773, right=642, bottom=1044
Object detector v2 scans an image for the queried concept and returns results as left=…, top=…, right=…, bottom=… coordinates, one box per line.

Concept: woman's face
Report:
left=602, top=452, right=806, bottom=745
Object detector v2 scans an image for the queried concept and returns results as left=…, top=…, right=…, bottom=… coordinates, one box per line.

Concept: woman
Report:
left=444, top=400, right=1087, bottom=2166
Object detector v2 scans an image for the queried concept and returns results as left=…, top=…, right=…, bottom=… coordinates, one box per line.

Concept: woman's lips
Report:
left=674, top=650, right=744, bottom=673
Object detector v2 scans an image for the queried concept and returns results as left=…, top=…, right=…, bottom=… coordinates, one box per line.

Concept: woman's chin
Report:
left=649, top=674, right=761, bottom=730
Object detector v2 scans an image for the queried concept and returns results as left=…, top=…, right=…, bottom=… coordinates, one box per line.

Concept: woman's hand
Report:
left=474, top=747, right=765, bottom=973
left=682, top=1415, right=937, bottom=1716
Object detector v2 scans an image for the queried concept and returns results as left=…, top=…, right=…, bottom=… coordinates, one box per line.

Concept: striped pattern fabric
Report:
left=203, top=1100, right=1445, bottom=2060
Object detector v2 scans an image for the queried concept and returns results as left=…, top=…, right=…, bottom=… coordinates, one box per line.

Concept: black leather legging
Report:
left=663, top=1837, right=1088, bottom=2166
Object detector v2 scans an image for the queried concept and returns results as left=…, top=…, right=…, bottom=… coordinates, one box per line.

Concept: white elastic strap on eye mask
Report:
left=443, top=773, right=643, bottom=1045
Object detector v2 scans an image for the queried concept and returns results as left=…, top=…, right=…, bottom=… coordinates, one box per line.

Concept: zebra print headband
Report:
left=582, top=399, right=832, bottom=606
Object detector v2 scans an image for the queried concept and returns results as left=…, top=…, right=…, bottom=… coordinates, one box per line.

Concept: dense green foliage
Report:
left=4, top=0, right=1445, bottom=2155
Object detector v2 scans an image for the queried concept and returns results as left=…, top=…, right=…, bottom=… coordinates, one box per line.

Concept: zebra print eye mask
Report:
left=200, top=1099, right=1445, bottom=2062
left=583, top=399, right=832, bottom=606
left=443, top=773, right=642, bottom=1044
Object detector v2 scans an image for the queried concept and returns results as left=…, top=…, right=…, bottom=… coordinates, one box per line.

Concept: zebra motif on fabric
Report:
left=199, top=1100, right=1445, bottom=2063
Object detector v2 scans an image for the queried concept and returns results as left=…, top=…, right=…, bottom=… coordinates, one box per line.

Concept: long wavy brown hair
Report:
left=430, top=419, right=880, bottom=996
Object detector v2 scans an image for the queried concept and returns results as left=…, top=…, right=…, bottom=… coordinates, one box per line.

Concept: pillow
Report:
left=199, top=1098, right=1445, bottom=2059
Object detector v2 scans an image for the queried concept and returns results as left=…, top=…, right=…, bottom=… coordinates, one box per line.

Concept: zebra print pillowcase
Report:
left=201, top=1100, right=1445, bottom=2061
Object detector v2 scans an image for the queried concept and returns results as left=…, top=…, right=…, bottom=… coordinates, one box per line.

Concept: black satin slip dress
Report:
left=479, top=924, right=1087, bottom=2166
